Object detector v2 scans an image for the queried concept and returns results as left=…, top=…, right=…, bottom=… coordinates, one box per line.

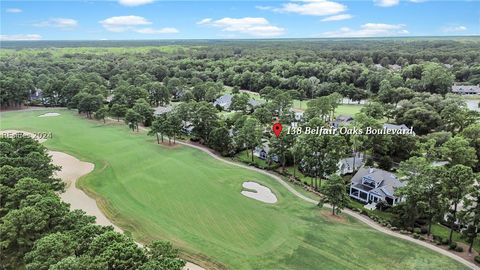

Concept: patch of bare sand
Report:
left=320, top=209, right=348, bottom=224
left=0, top=130, right=47, bottom=143
left=49, top=151, right=121, bottom=230
left=38, top=112, right=61, bottom=117
left=241, top=181, right=277, bottom=204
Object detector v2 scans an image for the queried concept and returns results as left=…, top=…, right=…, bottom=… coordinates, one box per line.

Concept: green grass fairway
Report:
left=0, top=109, right=467, bottom=270
left=293, top=100, right=365, bottom=116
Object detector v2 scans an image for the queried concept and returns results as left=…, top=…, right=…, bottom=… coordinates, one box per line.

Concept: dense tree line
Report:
left=0, top=136, right=185, bottom=270
left=1, top=39, right=479, bottom=108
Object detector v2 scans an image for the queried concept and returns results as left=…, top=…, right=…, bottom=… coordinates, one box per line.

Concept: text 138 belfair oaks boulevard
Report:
left=287, top=126, right=416, bottom=136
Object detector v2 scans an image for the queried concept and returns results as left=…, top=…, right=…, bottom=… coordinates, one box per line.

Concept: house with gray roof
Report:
left=452, top=84, right=480, bottom=95
left=388, top=64, right=402, bottom=71
left=382, top=123, right=410, bottom=130
left=213, top=94, right=262, bottom=111
left=349, top=167, right=405, bottom=206
left=331, top=115, right=353, bottom=128
left=253, top=141, right=279, bottom=162
left=153, top=105, right=173, bottom=116
left=338, top=153, right=364, bottom=175
left=213, top=94, right=233, bottom=109
left=29, top=88, right=43, bottom=101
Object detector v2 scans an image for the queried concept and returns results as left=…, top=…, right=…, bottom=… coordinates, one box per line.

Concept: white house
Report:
left=294, top=112, right=304, bottom=121
left=253, top=142, right=279, bottom=162
left=349, top=167, right=405, bottom=206
left=452, top=84, right=480, bottom=95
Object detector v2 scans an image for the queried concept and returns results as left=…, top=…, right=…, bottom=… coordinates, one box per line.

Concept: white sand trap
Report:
left=184, top=262, right=206, bottom=270
left=0, top=130, right=47, bottom=143
left=49, top=151, right=121, bottom=231
left=39, top=112, right=60, bottom=117
left=241, top=181, right=277, bottom=204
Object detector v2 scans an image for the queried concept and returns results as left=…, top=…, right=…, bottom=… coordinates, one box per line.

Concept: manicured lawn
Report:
left=293, top=100, right=365, bottom=116
left=0, top=108, right=468, bottom=270
left=463, top=95, right=480, bottom=100
left=431, top=224, right=480, bottom=252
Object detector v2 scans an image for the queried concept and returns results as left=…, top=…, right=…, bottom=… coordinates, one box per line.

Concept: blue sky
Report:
left=1, top=0, right=479, bottom=40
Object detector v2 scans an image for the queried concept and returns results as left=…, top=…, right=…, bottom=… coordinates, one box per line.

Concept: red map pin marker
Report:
left=272, top=123, right=283, bottom=138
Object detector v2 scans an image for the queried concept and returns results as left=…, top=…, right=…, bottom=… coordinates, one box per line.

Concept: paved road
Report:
left=176, top=141, right=479, bottom=270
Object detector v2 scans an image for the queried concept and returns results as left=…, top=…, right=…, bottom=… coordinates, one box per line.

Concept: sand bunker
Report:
left=49, top=151, right=121, bottom=231
left=39, top=112, right=60, bottom=117
left=0, top=130, right=47, bottom=143
left=241, top=181, right=277, bottom=204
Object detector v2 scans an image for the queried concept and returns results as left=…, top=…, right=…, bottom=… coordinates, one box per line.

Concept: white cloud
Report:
left=118, top=0, right=154, bottom=6
left=34, top=18, right=78, bottom=28
left=99, top=15, right=177, bottom=34
left=6, top=8, right=22, bottom=13
left=374, top=0, right=400, bottom=7
left=256, top=5, right=273, bottom=10
left=196, top=18, right=212, bottom=25
left=442, top=25, right=467, bottom=33
left=322, top=23, right=409, bottom=37
left=100, top=15, right=151, bottom=32
left=197, top=17, right=285, bottom=37
left=321, top=14, right=352, bottom=21
left=275, top=0, right=346, bottom=16
left=0, top=34, right=42, bottom=41
left=135, top=27, right=179, bottom=34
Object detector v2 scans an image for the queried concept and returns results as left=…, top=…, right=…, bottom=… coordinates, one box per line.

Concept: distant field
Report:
left=222, top=87, right=366, bottom=117
left=0, top=45, right=195, bottom=56
left=0, top=109, right=467, bottom=270
left=293, top=100, right=365, bottom=116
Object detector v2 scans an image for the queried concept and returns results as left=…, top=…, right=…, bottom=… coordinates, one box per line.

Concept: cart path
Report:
left=175, top=140, right=479, bottom=270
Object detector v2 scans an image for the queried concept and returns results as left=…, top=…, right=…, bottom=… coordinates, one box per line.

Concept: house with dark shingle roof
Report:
left=331, top=115, right=353, bottom=128
left=452, top=84, right=480, bottom=95
left=382, top=123, right=410, bottom=130
left=338, top=153, right=364, bottom=175
left=349, top=167, right=405, bottom=206
left=153, top=105, right=173, bottom=116
left=213, top=94, right=262, bottom=111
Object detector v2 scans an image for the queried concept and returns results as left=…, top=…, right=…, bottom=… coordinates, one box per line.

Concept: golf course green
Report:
left=0, top=109, right=467, bottom=270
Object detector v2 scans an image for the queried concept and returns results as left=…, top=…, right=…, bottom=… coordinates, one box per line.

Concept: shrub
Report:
left=454, top=246, right=463, bottom=252
left=419, top=236, right=426, bottom=241
left=391, top=227, right=398, bottom=231
left=441, top=239, right=450, bottom=245
left=420, top=227, right=428, bottom=234
left=474, top=256, right=480, bottom=263
left=432, top=234, right=441, bottom=241
left=448, top=242, right=457, bottom=250
left=412, top=233, right=420, bottom=239
left=413, top=228, right=421, bottom=234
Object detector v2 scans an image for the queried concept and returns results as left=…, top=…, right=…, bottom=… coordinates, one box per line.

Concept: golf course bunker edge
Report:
left=241, top=181, right=278, bottom=204
left=39, top=112, right=61, bottom=117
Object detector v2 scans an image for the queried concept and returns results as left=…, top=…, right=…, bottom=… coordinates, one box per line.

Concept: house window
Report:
left=359, top=191, right=368, bottom=200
